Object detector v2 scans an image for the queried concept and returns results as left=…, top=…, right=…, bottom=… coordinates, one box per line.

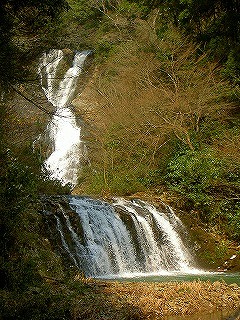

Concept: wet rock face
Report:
left=217, top=253, right=240, bottom=272
left=40, top=195, right=85, bottom=267
left=176, top=209, right=240, bottom=272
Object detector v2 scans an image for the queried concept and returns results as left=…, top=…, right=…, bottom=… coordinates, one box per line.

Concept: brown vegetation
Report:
left=72, top=279, right=240, bottom=319
left=73, top=17, right=238, bottom=195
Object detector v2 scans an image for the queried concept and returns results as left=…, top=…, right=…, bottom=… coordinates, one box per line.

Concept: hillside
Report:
left=69, top=2, right=240, bottom=244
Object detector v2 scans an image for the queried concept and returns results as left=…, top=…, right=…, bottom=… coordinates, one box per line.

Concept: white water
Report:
left=112, top=198, right=198, bottom=276
left=51, top=196, right=202, bottom=278
left=39, top=49, right=91, bottom=186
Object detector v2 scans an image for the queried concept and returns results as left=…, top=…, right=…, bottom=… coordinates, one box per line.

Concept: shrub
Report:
left=164, top=143, right=240, bottom=239
left=164, top=148, right=224, bottom=208
left=68, top=0, right=102, bottom=27
left=95, top=40, right=115, bottom=60
left=219, top=200, right=240, bottom=241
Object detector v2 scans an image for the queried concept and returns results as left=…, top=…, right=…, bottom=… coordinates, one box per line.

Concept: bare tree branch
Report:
left=10, top=85, right=54, bottom=116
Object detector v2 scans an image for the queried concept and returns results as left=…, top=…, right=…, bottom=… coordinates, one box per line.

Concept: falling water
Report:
left=39, top=49, right=91, bottom=186
left=45, top=196, right=201, bottom=278
left=39, top=49, right=202, bottom=279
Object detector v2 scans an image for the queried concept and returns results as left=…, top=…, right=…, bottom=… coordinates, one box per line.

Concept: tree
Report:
left=125, top=0, right=240, bottom=82
left=0, top=0, right=69, bottom=90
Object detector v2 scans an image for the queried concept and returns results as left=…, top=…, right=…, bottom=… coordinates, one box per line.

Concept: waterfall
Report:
left=45, top=196, right=201, bottom=278
left=39, top=49, right=91, bottom=186
left=39, top=49, right=202, bottom=279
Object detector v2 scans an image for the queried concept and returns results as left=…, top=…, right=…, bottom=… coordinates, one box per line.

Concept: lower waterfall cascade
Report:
left=43, top=196, right=202, bottom=278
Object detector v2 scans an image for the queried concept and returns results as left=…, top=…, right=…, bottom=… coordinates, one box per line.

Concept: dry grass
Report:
left=72, top=280, right=240, bottom=319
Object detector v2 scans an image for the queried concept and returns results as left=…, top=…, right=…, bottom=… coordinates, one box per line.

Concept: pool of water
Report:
left=102, top=272, right=240, bottom=286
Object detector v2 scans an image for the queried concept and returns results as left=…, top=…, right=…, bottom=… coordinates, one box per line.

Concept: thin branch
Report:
left=10, top=85, right=54, bottom=116
left=10, top=85, right=82, bottom=120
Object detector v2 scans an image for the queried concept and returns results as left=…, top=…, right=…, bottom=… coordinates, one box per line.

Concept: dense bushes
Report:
left=0, top=0, right=69, bottom=89
left=165, top=148, right=224, bottom=207
left=164, top=147, right=239, bottom=235
left=0, top=144, right=71, bottom=288
left=162, top=124, right=240, bottom=240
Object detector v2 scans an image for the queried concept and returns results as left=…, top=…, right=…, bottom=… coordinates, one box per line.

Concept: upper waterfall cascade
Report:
left=39, top=49, right=91, bottom=186
left=45, top=196, right=201, bottom=278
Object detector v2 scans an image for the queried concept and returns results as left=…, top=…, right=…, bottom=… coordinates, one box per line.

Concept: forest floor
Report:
left=1, top=277, right=240, bottom=319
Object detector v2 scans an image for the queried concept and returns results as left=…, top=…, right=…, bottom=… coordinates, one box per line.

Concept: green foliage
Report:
left=0, top=286, right=71, bottom=319
left=0, top=272, right=89, bottom=320
left=0, top=108, right=70, bottom=289
left=222, top=47, right=240, bottom=84
left=0, top=149, right=37, bottom=220
left=0, top=147, right=70, bottom=288
left=79, top=169, right=105, bottom=195
left=3, top=257, right=42, bottom=291
left=0, top=147, right=70, bottom=220
left=156, top=24, right=169, bottom=39
left=219, top=200, right=240, bottom=240
left=117, top=0, right=149, bottom=19
left=107, top=170, right=146, bottom=195
left=81, top=124, right=164, bottom=195
left=0, top=0, right=69, bottom=88
left=81, top=167, right=147, bottom=196
left=95, top=40, right=115, bottom=60
left=198, top=119, right=240, bottom=146
left=144, top=0, right=240, bottom=82
left=68, top=0, right=102, bottom=28
left=163, top=139, right=240, bottom=240
left=164, top=148, right=224, bottom=207
left=201, top=240, right=229, bottom=265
